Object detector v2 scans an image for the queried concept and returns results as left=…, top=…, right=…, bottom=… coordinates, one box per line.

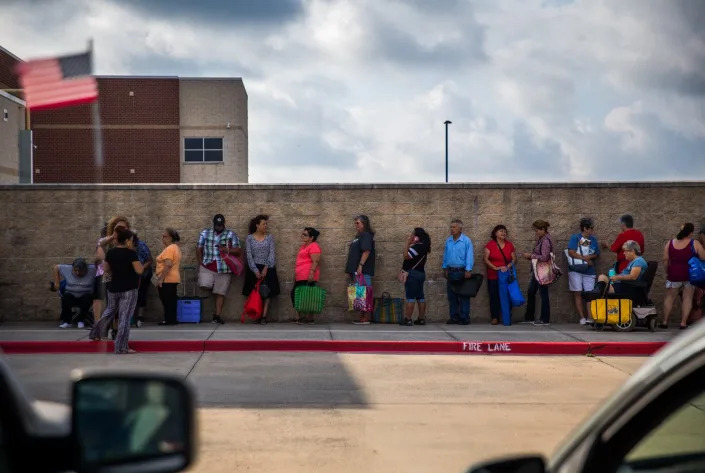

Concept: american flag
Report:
left=16, top=51, right=98, bottom=110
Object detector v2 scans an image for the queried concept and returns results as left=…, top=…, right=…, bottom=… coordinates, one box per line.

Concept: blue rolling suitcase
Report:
left=177, top=266, right=202, bottom=323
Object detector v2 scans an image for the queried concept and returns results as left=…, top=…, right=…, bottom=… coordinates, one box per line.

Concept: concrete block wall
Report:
left=0, top=183, right=703, bottom=323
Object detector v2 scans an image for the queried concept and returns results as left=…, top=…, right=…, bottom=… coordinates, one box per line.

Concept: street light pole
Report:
left=444, top=120, right=452, bottom=183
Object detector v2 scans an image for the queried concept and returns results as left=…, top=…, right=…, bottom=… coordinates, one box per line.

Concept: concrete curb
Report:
left=0, top=340, right=668, bottom=356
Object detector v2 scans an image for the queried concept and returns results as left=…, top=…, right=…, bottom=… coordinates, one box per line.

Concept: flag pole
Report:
left=89, top=39, right=104, bottom=177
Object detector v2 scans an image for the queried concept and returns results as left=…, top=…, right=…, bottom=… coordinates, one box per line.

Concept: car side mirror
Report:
left=466, top=455, right=546, bottom=473
left=71, top=371, right=196, bottom=473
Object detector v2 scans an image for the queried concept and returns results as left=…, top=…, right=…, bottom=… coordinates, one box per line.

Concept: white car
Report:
left=469, top=321, right=705, bottom=473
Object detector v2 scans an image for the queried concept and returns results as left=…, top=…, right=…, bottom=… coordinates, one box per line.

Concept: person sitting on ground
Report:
left=595, top=240, right=647, bottom=297
left=52, top=258, right=95, bottom=329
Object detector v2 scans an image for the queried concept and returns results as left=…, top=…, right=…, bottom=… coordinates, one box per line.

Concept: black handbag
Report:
left=497, top=242, right=515, bottom=283
left=259, top=282, right=271, bottom=299
left=449, top=274, right=484, bottom=297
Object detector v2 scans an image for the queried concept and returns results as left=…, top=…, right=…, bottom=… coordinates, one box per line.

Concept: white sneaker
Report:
left=77, top=321, right=85, bottom=329
left=58, top=322, right=72, bottom=329
left=579, top=318, right=587, bottom=325
left=136, top=319, right=142, bottom=328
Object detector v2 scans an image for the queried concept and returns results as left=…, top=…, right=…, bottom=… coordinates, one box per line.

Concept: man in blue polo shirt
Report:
left=442, top=219, right=474, bottom=325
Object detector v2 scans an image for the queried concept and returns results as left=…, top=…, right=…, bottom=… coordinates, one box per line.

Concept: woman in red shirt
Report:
left=291, top=227, right=321, bottom=324
left=483, top=225, right=516, bottom=325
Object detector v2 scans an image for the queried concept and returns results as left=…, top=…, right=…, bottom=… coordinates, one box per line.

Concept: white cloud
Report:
left=604, top=103, right=649, bottom=153
left=1, top=0, right=703, bottom=183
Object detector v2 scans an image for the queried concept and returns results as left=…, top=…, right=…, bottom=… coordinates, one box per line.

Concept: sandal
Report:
left=258, top=317, right=268, bottom=325
left=679, top=325, right=688, bottom=330
left=658, top=323, right=668, bottom=329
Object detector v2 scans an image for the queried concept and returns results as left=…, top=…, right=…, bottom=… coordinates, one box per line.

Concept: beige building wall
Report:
left=1, top=183, right=704, bottom=323
left=0, top=91, right=25, bottom=184
left=179, top=78, right=248, bottom=183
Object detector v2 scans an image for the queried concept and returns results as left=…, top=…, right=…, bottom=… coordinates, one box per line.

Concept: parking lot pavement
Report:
left=2, top=351, right=648, bottom=473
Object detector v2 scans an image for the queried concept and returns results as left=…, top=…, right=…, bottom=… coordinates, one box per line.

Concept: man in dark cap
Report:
left=196, top=214, right=241, bottom=324
left=51, top=258, right=95, bottom=329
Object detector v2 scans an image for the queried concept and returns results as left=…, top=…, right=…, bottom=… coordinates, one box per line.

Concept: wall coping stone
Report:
left=1, top=181, right=704, bottom=191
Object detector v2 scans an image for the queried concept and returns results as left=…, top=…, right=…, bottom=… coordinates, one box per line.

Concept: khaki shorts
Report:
left=198, top=265, right=232, bottom=295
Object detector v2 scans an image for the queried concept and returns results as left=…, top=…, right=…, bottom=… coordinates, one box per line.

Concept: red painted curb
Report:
left=0, top=340, right=667, bottom=356
left=0, top=340, right=206, bottom=354
left=587, top=342, right=667, bottom=356
left=131, top=340, right=205, bottom=352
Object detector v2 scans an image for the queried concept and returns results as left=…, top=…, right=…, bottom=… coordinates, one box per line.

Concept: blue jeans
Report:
left=525, top=275, right=550, bottom=323
left=447, top=281, right=470, bottom=322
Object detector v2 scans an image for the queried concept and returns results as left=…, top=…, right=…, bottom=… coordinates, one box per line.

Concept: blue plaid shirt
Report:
left=198, top=228, right=240, bottom=273
left=136, top=240, right=153, bottom=278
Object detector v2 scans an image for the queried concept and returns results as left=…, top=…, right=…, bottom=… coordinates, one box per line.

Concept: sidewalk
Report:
left=0, top=322, right=681, bottom=356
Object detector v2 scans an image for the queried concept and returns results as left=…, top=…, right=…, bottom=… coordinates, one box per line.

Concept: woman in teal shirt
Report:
left=596, top=240, right=647, bottom=296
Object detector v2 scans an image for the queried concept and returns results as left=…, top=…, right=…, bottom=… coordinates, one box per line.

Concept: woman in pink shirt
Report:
left=291, top=227, right=322, bottom=324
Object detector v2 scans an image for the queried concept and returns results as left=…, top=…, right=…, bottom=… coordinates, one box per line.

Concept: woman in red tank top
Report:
left=661, top=223, right=705, bottom=329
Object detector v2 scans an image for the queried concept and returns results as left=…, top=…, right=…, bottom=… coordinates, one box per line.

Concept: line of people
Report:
left=53, top=212, right=705, bottom=354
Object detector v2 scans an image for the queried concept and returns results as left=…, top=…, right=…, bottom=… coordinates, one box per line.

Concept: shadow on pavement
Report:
left=2, top=351, right=369, bottom=409
left=189, top=352, right=369, bottom=409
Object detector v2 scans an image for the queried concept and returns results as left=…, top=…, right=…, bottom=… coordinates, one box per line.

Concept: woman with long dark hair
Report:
left=345, top=215, right=376, bottom=324
left=400, top=227, right=431, bottom=326
left=89, top=228, right=144, bottom=353
left=484, top=224, right=517, bottom=325
left=242, top=215, right=281, bottom=324
left=291, top=227, right=322, bottom=324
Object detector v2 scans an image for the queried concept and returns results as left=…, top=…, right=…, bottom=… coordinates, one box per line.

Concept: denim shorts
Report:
left=404, top=270, right=425, bottom=302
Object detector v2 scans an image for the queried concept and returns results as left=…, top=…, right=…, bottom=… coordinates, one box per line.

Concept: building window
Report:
left=184, top=137, right=223, bottom=163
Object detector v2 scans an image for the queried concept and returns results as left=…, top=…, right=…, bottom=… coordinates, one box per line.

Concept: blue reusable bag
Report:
left=688, top=256, right=705, bottom=286
left=506, top=267, right=525, bottom=307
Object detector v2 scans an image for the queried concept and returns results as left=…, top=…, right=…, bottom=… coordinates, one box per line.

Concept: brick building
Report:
left=0, top=46, right=26, bottom=184
left=0, top=45, right=248, bottom=183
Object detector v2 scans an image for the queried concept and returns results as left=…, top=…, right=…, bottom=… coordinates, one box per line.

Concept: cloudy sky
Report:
left=1, top=0, right=704, bottom=183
